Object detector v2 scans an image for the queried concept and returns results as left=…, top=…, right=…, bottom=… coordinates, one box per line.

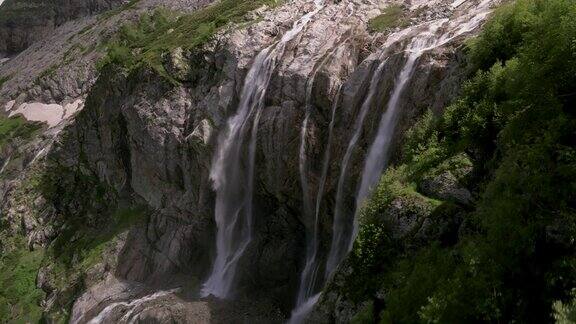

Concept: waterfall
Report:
left=326, top=0, right=496, bottom=280
left=291, top=31, right=350, bottom=321
left=355, top=0, right=495, bottom=236
left=289, top=90, right=341, bottom=324
left=354, top=20, right=447, bottom=240
left=202, top=0, right=326, bottom=299
left=324, top=55, right=390, bottom=277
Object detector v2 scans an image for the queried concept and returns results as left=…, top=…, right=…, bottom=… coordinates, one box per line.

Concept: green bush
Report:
left=0, top=115, right=42, bottom=150
left=553, top=291, right=576, bottom=324
left=351, top=0, right=576, bottom=322
left=351, top=301, right=375, bottom=324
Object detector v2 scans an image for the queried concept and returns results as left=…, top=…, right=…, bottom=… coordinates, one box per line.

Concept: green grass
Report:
left=40, top=205, right=147, bottom=320
left=98, top=0, right=141, bottom=21
left=0, top=237, right=45, bottom=323
left=0, top=115, right=43, bottom=150
left=0, top=205, right=145, bottom=322
left=51, top=208, right=146, bottom=270
left=48, top=206, right=147, bottom=281
left=368, top=5, right=408, bottom=33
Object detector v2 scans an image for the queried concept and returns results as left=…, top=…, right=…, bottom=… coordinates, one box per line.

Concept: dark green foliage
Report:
left=351, top=301, right=375, bottom=324
left=351, top=0, right=576, bottom=322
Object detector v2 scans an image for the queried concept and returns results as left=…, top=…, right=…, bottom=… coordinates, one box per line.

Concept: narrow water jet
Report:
left=289, top=88, right=341, bottom=324
left=291, top=38, right=348, bottom=322
left=202, top=0, right=326, bottom=299
left=324, top=55, right=390, bottom=277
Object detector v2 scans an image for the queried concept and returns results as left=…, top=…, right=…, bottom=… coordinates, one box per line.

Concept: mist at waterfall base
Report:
left=199, top=0, right=496, bottom=323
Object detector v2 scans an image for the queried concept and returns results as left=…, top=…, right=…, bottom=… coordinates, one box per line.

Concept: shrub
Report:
left=368, top=5, right=407, bottom=33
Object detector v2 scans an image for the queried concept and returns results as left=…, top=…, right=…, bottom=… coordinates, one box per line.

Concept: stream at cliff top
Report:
left=201, top=0, right=326, bottom=299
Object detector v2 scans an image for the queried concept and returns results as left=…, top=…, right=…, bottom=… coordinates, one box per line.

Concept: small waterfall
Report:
left=84, top=289, right=178, bottom=324
left=202, top=0, right=325, bottom=299
left=354, top=20, right=447, bottom=239
left=355, top=0, right=495, bottom=234
left=326, top=0, right=496, bottom=280
left=289, top=89, right=341, bottom=324
left=291, top=33, right=348, bottom=321
left=325, top=55, right=390, bottom=277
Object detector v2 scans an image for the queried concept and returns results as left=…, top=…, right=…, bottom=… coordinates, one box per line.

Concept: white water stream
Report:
left=326, top=0, right=496, bottom=281
left=291, top=35, right=348, bottom=322
left=85, top=289, right=177, bottom=324
left=325, top=54, right=390, bottom=276
left=202, top=0, right=326, bottom=299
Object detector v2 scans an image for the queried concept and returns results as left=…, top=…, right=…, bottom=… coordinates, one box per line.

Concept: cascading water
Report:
left=354, top=20, right=447, bottom=240
left=291, top=35, right=348, bottom=321
left=355, top=0, right=495, bottom=237
left=324, top=55, right=390, bottom=277
left=83, top=289, right=178, bottom=324
left=289, top=90, right=341, bottom=324
left=201, top=0, right=326, bottom=299
left=326, top=0, right=496, bottom=281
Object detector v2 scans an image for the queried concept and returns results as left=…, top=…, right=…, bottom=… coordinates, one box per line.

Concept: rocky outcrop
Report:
left=0, top=0, right=125, bottom=56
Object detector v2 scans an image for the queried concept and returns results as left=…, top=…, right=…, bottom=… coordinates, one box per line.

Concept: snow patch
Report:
left=6, top=99, right=84, bottom=127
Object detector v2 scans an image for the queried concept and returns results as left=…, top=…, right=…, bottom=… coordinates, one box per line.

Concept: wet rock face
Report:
left=0, top=0, right=125, bottom=55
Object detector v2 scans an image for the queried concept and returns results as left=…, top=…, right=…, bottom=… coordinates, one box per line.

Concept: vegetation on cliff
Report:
left=346, top=0, right=576, bottom=322
left=98, top=0, right=283, bottom=75
left=0, top=115, right=42, bottom=150
left=0, top=160, right=147, bottom=322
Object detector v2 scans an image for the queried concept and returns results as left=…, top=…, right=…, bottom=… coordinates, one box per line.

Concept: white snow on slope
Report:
left=5, top=99, right=84, bottom=127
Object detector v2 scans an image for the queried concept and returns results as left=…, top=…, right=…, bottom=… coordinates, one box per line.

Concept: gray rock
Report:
left=419, top=171, right=472, bottom=205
